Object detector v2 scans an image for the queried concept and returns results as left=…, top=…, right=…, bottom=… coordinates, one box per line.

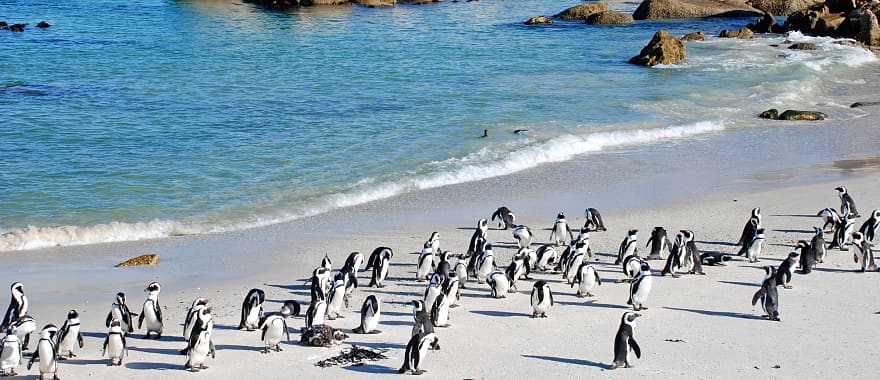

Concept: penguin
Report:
left=487, top=271, right=510, bottom=298
left=622, top=255, right=642, bottom=282
left=340, top=270, right=358, bottom=308
left=27, top=324, right=58, bottom=378
left=105, top=292, right=135, bottom=334
left=138, top=281, right=163, bottom=339
left=683, top=230, right=705, bottom=275
left=736, top=207, right=762, bottom=247
left=365, top=247, right=393, bottom=272
left=549, top=213, right=575, bottom=247
left=0, top=333, right=21, bottom=376
left=466, top=241, right=485, bottom=280
left=305, top=300, right=327, bottom=329
left=700, top=252, right=733, bottom=266
left=628, top=261, right=653, bottom=311
left=8, top=315, right=35, bottom=351
left=453, top=260, right=469, bottom=290
left=321, top=253, right=332, bottom=272
left=475, top=245, right=495, bottom=283
left=259, top=304, right=295, bottom=353
left=645, top=227, right=672, bottom=260
left=468, top=219, right=489, bottom=256
left=859, top=209, right=880, bottom=242
left=530, top=280, right=553, bottom=318
left=180, top=297, right=208, bottom=355
left=572, top=263, right=601, bottom=298
left=535, top=244, right=558, bottom=272
left=661, top=233, right=684, bottom=277
left=369, top=248, right=392, bottom=288
left=423, top=277, right=442, bottom=314
left=610, top=312, right=641, bottom=370
left=775, top=252, right=798, bottom=289
left=744, top=228, right=766, bottom=263
left=616, top=229, right=638, bottom=265
left=512, top=225, right=533, bottom=249
left=238, top=288, right=265, bottom=331
left=835, top=186, right=860, bottom=218
left=796, top=240, right=815, bottom=274
left=409, top=301, right=435, bottom=339
left=185, top=307, right=215, bottom=372
left=752, top=266, right=780, bottom=321
left=829, top=214, right=855, bottom=250
left=583, top=207, right=607, bottom=232
left=416, top=248, right=436, bottom=282
left=491, top=207, right=516, bottom=229
left=398, top=332, right=440, bottom=375
left=56, top=310, right=84, bottom=360
left=342, top=251, right=364, bottom=274
left=352, top=295, right=381, bottom=334
left=423, top=232, right=440, bottom=257
left=563, top=247, right=586, bottom=284
left=102, top=320, right=127, bottom=366
left=505, top=255, right=527, bottom=292
left=430, top=292, right=452, bottom=327
left=442, top=272, right=461, bottom=307
left=850, top=231, right=877, bottom=272
left=310, top=267, right=332, bottom=302
left=1, top=283, right=27, bottom=332
left=325, top=277, right=347, bottom=320
left=810, top=227, right=827, bottom=264
left=817, top=207, right=841, bottom=232
left=575, top=229, right=593, bottom=260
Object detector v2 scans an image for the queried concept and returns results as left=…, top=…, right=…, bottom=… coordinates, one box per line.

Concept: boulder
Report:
left=633, top=0, right=762, bottom=20
left=9, top=23, right=25, bottom=32
left=746, top=0, right=817, bottom=16
left=35, top=21, right=50, bottom=28
left=856, top=7, right=880, bottom=46
left=355, top=0, right=396, bottom=6
left=116, top=254, right=160, bottom=267
left=783, top=7, right=827, bottom=33
left=719, top=27, right=755, bottom=38
left=759, top=109, right=779, bottom=119
left=629, top=30, right=687, bottom=66
left=681, top=31, right=706, bottom=40
left=399, top=0, right=440, bottom=3
left=245, top=0, right=303, bottom=9
left=825, top=0, right=858, bottom=13
left=586, top=10, right=635, bottom=24
left=789, top=42, right=817, bottom=49
left=554, top=2, right=609, bottom=21
left=778, top=110, right=826, bottom=120
left=525, top=15, right=553, bottom=25
left=748, top=12, right=777, bottom=33
left=0, top=21, right=8, bottom=30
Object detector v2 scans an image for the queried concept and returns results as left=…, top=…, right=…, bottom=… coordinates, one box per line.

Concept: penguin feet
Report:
left=411, top=369, right=426, bottom=375
left=275, top=346, right=283, bottom=352
left=609, top=363, right=620, bottom=370
left=368, top=330, right=382, bottom=334
left=783, top=285, right=793, bottom=289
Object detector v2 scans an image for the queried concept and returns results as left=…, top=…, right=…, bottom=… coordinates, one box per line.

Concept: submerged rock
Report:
left=36, top=21, right=50, bottom=28
left=850, top=101, right=880, bottom=108
left=116, top=254, right=160, bottom=267
left=355, top=0, right=396, bottom=6
left=633, top=0, right=762, bottom=20
left=524, top=15, right=552, bottom=25
left=586, top=10, right=635, bottom=24
left=788, top=42, right=818, bottom=49
left=779, top=110, right=826, bottom=120
left=681, top=31, right=706, bottom=41
left=629, top=29, right=686, bottom=66
left=759, top=109, right=779, bottom=119
left=554, top=2, right=609, bottom=21
left=719, top=27, right=755, bottom=38
left=748, top=12, right=777, bottom=33
left=856, top=7, right=880, bottom=46
left=9, top=23, right=25, bottom=32
left=0, top=22, right=8, bottom=30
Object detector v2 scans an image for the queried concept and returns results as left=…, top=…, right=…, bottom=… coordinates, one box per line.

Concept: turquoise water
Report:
left=1, top=0, right=875, bottom=250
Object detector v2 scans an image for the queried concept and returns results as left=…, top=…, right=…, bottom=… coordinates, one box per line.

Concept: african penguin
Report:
left=56, top=310, right=84, bottom=360
left=736, top=207, right=762, bottom=248
left=321, top=253, right=332, bottom=272
left=181, top=297, right=208, bottom=355
left=850, top=232, right=877, bottom=272
left=683, top=230, right=705, bottom=275
left=752, top=266, right=780, bottom=321
left=398, top=332, right=440, bottom=375
left=138, top=281, right=163, bottom=339
left=491, top=207, right=516, bottom=230
left=810, top=227, right=827, bottom=264
left=0, top=333, right=21, bottom=376
left=105, top=292, right=135, bottom=334
left=365, top=247, right=393, bottom=272
left=487, top=271, right=510, bottom=298
left=423, top=277, right=442, bottom=314
left=325, top=277, right=347, bottom=320
left=310, top=267, right=332, bottom=302
left=102, top=320, right=127, bottom=366
left=409, top=301, right=435, bottom=339
left=453, top=260, right=468, bottom=290
left=185, top=306, right=215, bottom=372
left=430, top=292, right=452, bottom=327
left=535, top=244, right=558, bottom=272
left=859, top=209, right=880, bottom=242
left=628, top=261, right=653, bottom=311
left=1, top=283, right=28, bottom=332
left=563, top=246, right=586, bottom=284
left=745, top=228, right=766, bottom=263
left=530, top=280, right=554, bottom=318
left=505, top=255, right=527, bottom=292
left=416, top=247, right=436, bottom=282
left=475, top=244, right=496, bottom=283
left=835, top=186, right=860, bottom=218
left=610, top=312, right=642, bottom=370
left=646, top=227, right=672, bottom=260
left=8, top=315, right=35, bottom=351
left=513, top=225, right=533, bottom=250
left=305, top=300, right=327, bottom=329
left=622, top=255, right=642, bottom=282
left=616, top=229, right=638, bottom=265
left=259, top=304, right=296, bottom=353
left=549, top=212, right=575, bottom=247
left=369, top=248, right=392, bottom=288
left=817, top=207, right=840, bottom=232
left=342, top=251, right=365, bottom=274
left=572, top=263, right=601, bottom=298
left=776, top=252, right=798, bottom=289
left=238, top=288, right=265, bottom=331
left=796, top=240, right=815, bottom=274
left=583, top=207, right=607, bottom=232
left=661, top=233, right=684, bottom=277
left=737, top=218, right=760, bottom=256
left=468, top=219, right=489, bottom=256
left=353, top=295, right=381, bottom=334
left=829, top=215, right=855, bottom=251
left=27, top=324, right=58, bottom=378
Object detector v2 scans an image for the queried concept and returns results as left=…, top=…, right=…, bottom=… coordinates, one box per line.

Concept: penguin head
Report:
left=639, top=261, right=651, bottom=274
left=484, top=243, right=493, bottom=252
left=41, top=324, right=58, bottom=340
left=755, top=228, right=766, bottom=238
left=835, top=186, right=846, bottom=194
left=411, top=300, right=425, bottom=313
left=478, top=219, right=487, bottom=229
left=116, top=292, right=126, bottom=305
left=851, top=231, right=864, bottom=244
left=146, top=282, right=161, bottom=294
left=752, top=207, right=761, bottom=217
left=332, top=329, right=348, bottom=342
left=873, top=209, right=880, bottom=220
left=813, top=226, right=823, bottom=235
left=762, top=266, right=776, bottom=279
left=788, top=251, right=800, bottom=259
left=628, top=229, right=638, bottom=236
left=67, top=310, right=79, bottom=320
left=10, top=282, right=23, bottom=294
left=556, top=212, right=565, bottom=220
left=622, top=312, right=641, bottom=324
left=795, top=240, right=810, bottom=250
left=682, top=230, right=694, bottom=239
left=280, top=300, right=300, bottom=318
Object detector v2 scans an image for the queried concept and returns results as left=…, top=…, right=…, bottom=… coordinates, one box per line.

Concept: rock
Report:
left=301, top=325, right=349, bottom=347
left=779, top=110, right=827, bottom=120
left=783, top=8, right=824, bottom=34
left=633, top=0, right=762, bottom=20
left=629, top=29, right=687, bottom=66
left=524, top=16, right=553, bottom=25
left=355, top=0, right=396, bottom=6
left=815, top=12, right=846, bottom=34
left=586, top=10, right=635, bottom=24
left=35, top=21, right=50, bottom=28
left=0, top=22, right=8, bottom=30
left=719, top=27, right=755, bottom=38
left=825, top=0, right=857, bottom=13
left=856, top=7, right=880, bottom=46
left=9, top=23, right=25, bottom=32
left=681, top=31, right=706, bottom=41
left=748, top=12, right=776, bottom=33
left=759, top=109, right=779, bottom=119
left=851, top=101, right=880, bottom=107
left=116, top=254, right=160, bottom=267
left=746, top=0, right=817, bottom=16
left=788, top=42, right=817, bottom=49
left=399, top=0, right=440, bottom=3
left=554, top=2, right=609, bottom=21
left=244, top=0, right=303, bottom=9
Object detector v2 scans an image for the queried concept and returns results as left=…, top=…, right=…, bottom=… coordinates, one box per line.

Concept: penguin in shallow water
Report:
left=829, top=214, right=855, bottom=250
left=645, top=227, right=672, bottom=260
left=185, top=306, right=215, bottom=372
left=138, top=281, right=163, bottom=339
left=817, top=207, right=841, bottom=233
left=835, top=186, right=860, bottom=218
left=810, top=227, right=826, bottom=264
left=239, top=288, right=265, bottom=331
left=859, top=209, right=880, bottom=243
left=610, top=312, right=641, bottom=370
left=365, top=247, right=393, bottom=272
left=1, top=283, right=28, bottom=332
left=549, top=213, right=575, bottom=247
left=628, top=262, right=653, bottom=311
left=105, top=292, right=135, bottom=334
left=744, top=228, right=766, bottom=263
left=492, top=207, right=516, bottom=229
left=369, top=248, right=392, bottom=288
left=56, top=310, right=84, bottom=360
left=776, top=252, right=798, bottom=289
left=8, top=315, right=34, bottom=352
left=259, top=303, right=296, bottom=353
left=850, top=231, right=877, bottom=272
left=398, top=332, right=440, bottom=375
left=752, top=266, right=780, bottom=321
left=737, top=207, right=762, bottom=248
left=28, top=324, right=59, bottom=378
left=530, top=280, right=554, bottom=318
left=0, top=333, right=21, bottom=376
left=583, top=208, right=607, bottom=232
left=616, top=229, right=638, bottom=265
left=353, top=295, right=381, bottom=334
left=572, top=263, right=601, bottom=298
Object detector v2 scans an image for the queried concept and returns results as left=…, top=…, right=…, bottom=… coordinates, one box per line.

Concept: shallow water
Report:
left=1, top=0, right=877, bottom=250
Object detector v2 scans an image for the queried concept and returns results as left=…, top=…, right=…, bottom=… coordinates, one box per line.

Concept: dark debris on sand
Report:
left=315, top=345, right=388, bottom=368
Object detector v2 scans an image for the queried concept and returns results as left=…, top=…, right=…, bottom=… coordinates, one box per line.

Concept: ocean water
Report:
left=1, top=0, right=876, bottom=251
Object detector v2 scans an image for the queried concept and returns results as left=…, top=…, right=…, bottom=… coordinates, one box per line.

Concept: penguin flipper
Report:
left=629, top=337, right=641, bottom=359
left=78, top=331, right=85, bottom=348
left=27, top=347, right=39, bottom=370
left=138, top=307, right=145, bottom=329
left=156, top=301, right=163, bottom=324
left=751, top=289, right=764, bottom=306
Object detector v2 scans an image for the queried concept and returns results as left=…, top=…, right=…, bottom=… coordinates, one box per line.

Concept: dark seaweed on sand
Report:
left=315, top=346, right=388, bottom=368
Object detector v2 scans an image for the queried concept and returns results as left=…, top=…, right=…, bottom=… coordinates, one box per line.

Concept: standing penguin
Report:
left=369, top=248, right=392, bottom=288
left=736, top=207, right=762, bottom=248
left=628, top=262, right=653, bottom=311
left=752, top=266, right=780, bottom=321
left=610, top=312, right=642, bottom=370
left=859, top=209, right=880, bottom=242
left=102, top=320, right=127, bottom=366
left=0, top=333, right=21, bottom=376
left=259, top=304, right=295, bottom=353
left=851, top=232, right=877, bottom=272
left=572, top=263, right=601, bottom=298
left=810, top=227, right=827, bottom=264
left=138, top=281, right=163, bottom=339
left=423, top=277, right=442, bottom=314
left=835, top=186, right=860, bottom=218
left=342, top=251, right=365, bottom=274
left=8, top=315, right=35, bottom=352
left=310, top=267, right=332, bottom=302
left=398, top=332, right=440, bottom=375
left=744, top=228, right=766, bottom=263
left=453, top=260, right=468, bottom=290
left=530, top=280, right=554, bottom=318
left=563, top=244, right=586, bottom=284
left=829, top=214, right=856, bottom=251
left=512, top=225, right=533, bottom=250
left=365, top=247, right=393, bottom=272
left=487, top=271, right=510, bottom=298
left=185, top=307, right=215, bottom=372
left=535, top=245, right=558, bottom=272
left=817, top=207, right=841, bottom=232
left=468, top=219, right=489, bottom=256
left=505, top=255, right=527, bottom=292
left=353, top=295, right=381, bottom=334
left=475, top=245, right=495, bottom=283
left=491, top=207, right=516, bottom=230
left=683, top=230, right=705, bottom=275
left=430, top=293, right=452, bottom=328
left=238, top=288, right=265, bottom=331
left=776, top=252, right=798, bottom=289
left=325, top=277, right=347, bottom=320
left=549, top=213, right=575, bottom=247
left=321, top=254, right=332, bottom=272
left=661, top=233, right=684, bottom=277
left=616, top=230, right=638, bottom=265
left=583, top=208, right=607, bottom=232
left=105, top=292, right=135, bottom=334
left=305, top=300, right=327, bottom=329
left=409, top=301, right=435, bottom=339
left=796, top=241, right=815, bottom=274
left=56, top=310, right=84, bottom=360
left=622, top=255, right=642, bottom=282
left=181, top=297, right=208, bottom=355
left=1, top=283, right=28, bottom=332
left=416, top=248, right=436, bottom=282
left=27, top=325, right=59, bottom=379
left=645, top=227, right=672, bottom=260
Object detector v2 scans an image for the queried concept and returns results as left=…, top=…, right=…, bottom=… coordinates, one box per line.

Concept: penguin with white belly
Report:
left=138, top=281, right=163, bottom=339
left=530, top=280, right=554, bottom=318
left=353, top=295, right=381, bottom=334
left=238, top=288, right=265, bottom=331
left=56, top=310, right=84, bottom=360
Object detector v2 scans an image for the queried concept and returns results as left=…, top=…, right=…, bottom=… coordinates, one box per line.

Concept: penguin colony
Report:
left=0, top=186, right=877, bottom=377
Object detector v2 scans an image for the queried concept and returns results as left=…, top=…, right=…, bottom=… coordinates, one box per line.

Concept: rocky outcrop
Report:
left=629, top=30, right=687, bottom=66
left=9, top=23, right=25, bottom=32
left=116, top=254, right=160, bottom=267
left=35, top=21, right=50, bottom=28
left=747, top=0, right=818, bottom=16
left=856, top=7, right=880, bottom=45
left=355, top=0, right=396, bottom=6
left=780, top=1, right=880, bottom=46
left=759, top=109, right=779, bottom=119
left=719, top=27, right=755, bottom=38
left=760, top=109, right=827, bottom=120
left=525, top=16, right=553, bottom=25
left=681, top=31, right=706, bottom=40
left=586, top=10, right=635, bottom=24
left=789, top=42, right=818, bottom=49
left=555, top=2, right=609, bottom=21
left=633, top=0, right=762, bottom=20
left=748, top=12, right=778, bottom=33
left=0, top=22, right=8, bottom=30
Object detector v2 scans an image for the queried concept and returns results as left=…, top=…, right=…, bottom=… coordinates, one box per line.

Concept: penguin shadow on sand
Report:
left=521, top=354, right=610, bottom=369
left=694, top=240, right=737, bottom=247
left=266, top=283, right=311, bottom=298
left=470, top=309, right=532, bottom=318
left=717, top=280, right=760, bottom=287
left=772, top=228, right=815, bottom=234
left=125, top=361, right=184, bottom=371
left=555, top=300, right=629, bottom=310
left=342, top=363, right=400, bottom=374
left=663, top=306, right=764, bottom=320
left=128, top=345, right=181, bottom=356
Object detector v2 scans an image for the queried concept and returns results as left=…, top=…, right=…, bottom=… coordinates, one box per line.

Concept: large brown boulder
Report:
left=633, top=0, right=762, bottom=20
left=586, top=10, right=635, bottom=24
left=681, top=31, right=706, bottom=40
left=355, top=0, right=396, bottom=6
left=555, top=2, right=609, bottom=21
left=719, top=27, right=755, bottom=38
left=746, top=0, right=817, bottom=16
left=856, top=7, right=880, bottom=45
left=116, top=254, right=160, bottom=267
left=629, top=30, right=686, bottom=66
left=748, top=12, right=777, bottom=33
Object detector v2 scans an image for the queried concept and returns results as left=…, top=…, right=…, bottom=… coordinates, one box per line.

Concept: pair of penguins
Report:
left=491, top=207, right=607, bottom=233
